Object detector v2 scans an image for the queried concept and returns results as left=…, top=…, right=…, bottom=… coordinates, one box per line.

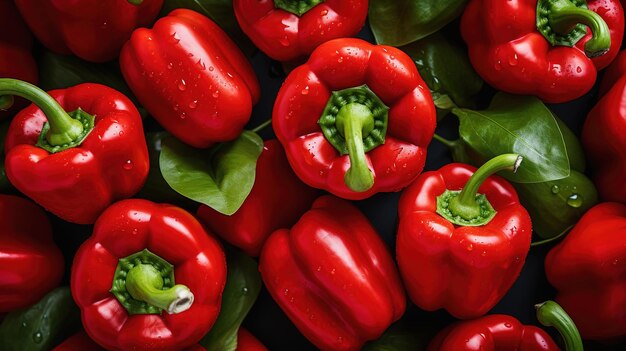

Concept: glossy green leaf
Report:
left=453, top=93, right=570, bottom=183
left=369, top=0, right=469, bottom=46
left=402, top=32, right=482, bottom=113
left=555, top=118, right=585, bottom=171
left=200, top=249, right=262, bottom=351
left=514, top=116, right=597, bottom=239
left=159, top=131, right=264, bottom=215
left=161, top=0, right=255, bottom=55
left=516, top=170, right=598, bottom=239
left=0, top=287, right=81, bottom=351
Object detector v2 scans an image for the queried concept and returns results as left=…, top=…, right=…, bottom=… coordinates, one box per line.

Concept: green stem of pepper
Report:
left=436, top=154, right=522, bottom=226
left=251, top=119, right=272, bottom=134
left=336, top=103, right=375, bottom=192
left=450, top=154, right=522, bottom=219
left=125, top=264, right=194, bottom=314
left=538, top=0, right=611, bottom=57
left=127, top=0, right=144, bottom=5
left=432, top=133, right=459, bottom=149
left=536, top=301, right=583, bottom=351
left=551, top=4, right=610, bottom=56
left=0, top=78, right=93, bottom=149
left=273, top=0, right=325, bottom=16
left=530, top=226, right=572, bottom=247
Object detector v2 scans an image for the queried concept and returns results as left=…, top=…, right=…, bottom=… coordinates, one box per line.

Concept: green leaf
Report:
left=0, top=287, right=81, bottom=351
left=453, top=93, right=570, bottom=183
left=161, top=0, right=256, bottom=56
left=200, top=249, right=262, bottom=351
left=159, top=131, right=263, bottom=215
left=369, top=0, right=469, bottom=46
left=402, top=32, right=483, bottom=112
left=515, top=170, right=598, bottom=239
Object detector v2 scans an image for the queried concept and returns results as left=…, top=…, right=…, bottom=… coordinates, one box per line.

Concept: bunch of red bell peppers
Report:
left=0, top=0, right=625, bottom=350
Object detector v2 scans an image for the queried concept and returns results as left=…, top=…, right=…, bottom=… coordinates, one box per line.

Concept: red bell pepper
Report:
left=545, top=202, right=626, bottom=340
left=14, top=0, right=163, bottom=62
left=273, top=38, right=436, bottom=200
left=121, top=9, right=260, bottom=149
left=2, top=80, right=149, bottom=224
left=427, top=301, right=583, bottom=351
left=461, top=0, right=624, bottom=103
left=0, top=195, right=63, bottom=313
left=583, top=51, right=626, bottom=204
left=260, top=195, right=406, bottom=351
left=197, top=139, right=319, bottom=257
left=397, top=155, right=532, bottom=319
left=237, top=328, right=268, bottom=351
left=0, top=0, right=37, bottom=120
left=53, top=330, right=208, bottom=350
left=233, top=0, right=368, bottom=62
left=71, top=199, right=227, bottom=351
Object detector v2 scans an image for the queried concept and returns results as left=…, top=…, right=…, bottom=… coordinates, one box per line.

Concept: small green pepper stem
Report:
left=550, top=3, right=610, bottom=56
left=448, top=154, right=522, bottom=220
left=432, top=133, right=459, bottom=149
left=538, top=0, right=611, bottom=57
left=125, top=264, right=194, bottom=314
left=0, top=78, right=85, bottom=147
left=251, top=118, right=272, bottom=134
left=536, top=301, right=583, bottom=351
left=274, top=0, right=324, bottom=16
left=336, top=103, right=375, bottom=192
left=127, top=0, right=144, bottom=5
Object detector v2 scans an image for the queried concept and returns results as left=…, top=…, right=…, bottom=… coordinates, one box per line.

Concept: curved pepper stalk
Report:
left=0, top=78, right=94, bottom=153
left=111, top=249, right=194, bottom=315
left=318, top=85, right=389, bottom=192
left=536, top=300, right=583, bottom=351
left=437, top=153, right=523, bottom=226
left=537, top=0, right=611, bottom=57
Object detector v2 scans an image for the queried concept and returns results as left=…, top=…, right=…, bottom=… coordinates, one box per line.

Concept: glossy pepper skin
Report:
left=233, top=0, right=368, bottom=62
left=273, top=38, right=436, bottom=200
left=428, top=316, right=557, bottom=351
left=0, top=0, right=37, bottom=120
left=545, top=202, right=626, bottom=340
left=583, top=51, right=626, bottom=204
left=427, top=301, right=582, bottom=351
left=3, top=82, right=149, bottom=224
left=0, top=195, right=63, bottom=313
left=14, top=0, right=163, bottom=63
left=53, top=331, right=207, bottom=351
left=461, top=0, right=624, bottom=103
left=397, top=157, right=532, bottom=319
left=71, top=199, right=227, bottom=351
left=121, top=9, right=260, bottom=149
left=260, top=195, right=406, bottom=351
left=197, top=140, right=319, bottom=257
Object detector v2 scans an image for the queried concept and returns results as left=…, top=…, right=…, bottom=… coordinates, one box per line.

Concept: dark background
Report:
left=49, top=20, right=625, bottom=351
